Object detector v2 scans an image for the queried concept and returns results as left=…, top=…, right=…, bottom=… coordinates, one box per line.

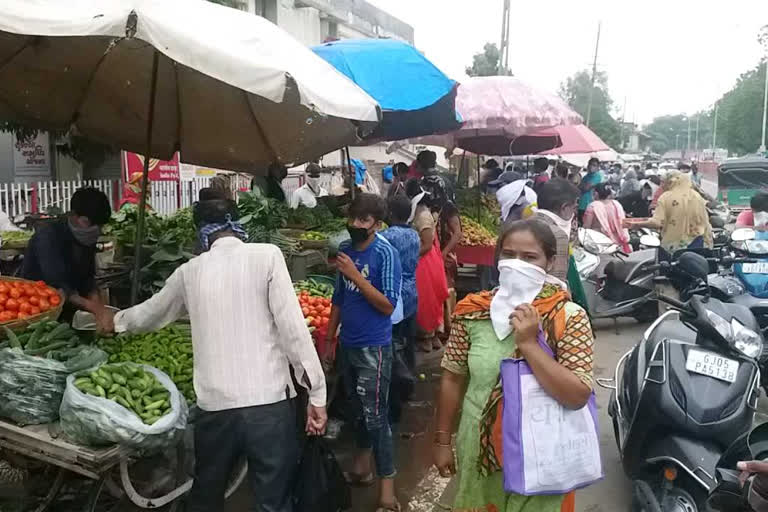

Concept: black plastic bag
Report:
left=294, top=437, right=350, bottom=512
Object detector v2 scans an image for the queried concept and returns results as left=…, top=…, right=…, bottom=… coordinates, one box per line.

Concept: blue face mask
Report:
left=69, top=219, right=100, bottom=246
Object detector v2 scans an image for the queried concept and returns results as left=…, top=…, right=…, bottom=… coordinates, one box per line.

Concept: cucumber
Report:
left=3, top=327, right=21, bottom=349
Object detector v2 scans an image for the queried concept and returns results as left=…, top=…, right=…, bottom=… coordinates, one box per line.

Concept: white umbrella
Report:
left=0, top=0, right=381, bottom=302
left=0, top=0, right=381, bottom=171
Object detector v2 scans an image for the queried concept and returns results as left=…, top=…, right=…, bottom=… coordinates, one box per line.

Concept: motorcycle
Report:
left=599, top=251, right=764, bottom=511
left=710, top=228, right=768, bottom=330
left=574, top=228, right=659, bottom=323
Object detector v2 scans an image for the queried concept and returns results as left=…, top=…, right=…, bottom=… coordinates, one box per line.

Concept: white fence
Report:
left=0, top=173, right=320, bottom=219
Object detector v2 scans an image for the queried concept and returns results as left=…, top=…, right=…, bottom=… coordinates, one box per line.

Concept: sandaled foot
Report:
left=343, top=471, right=375, bottom=487
left=375, top=500, right=401, bottom=512
left=417, top=340, right=432, bottom=353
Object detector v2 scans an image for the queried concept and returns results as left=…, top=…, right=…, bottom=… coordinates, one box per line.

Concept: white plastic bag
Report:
left=0, top=347, right=107, bottom=425
left=59, top=364, right=188, bottom=452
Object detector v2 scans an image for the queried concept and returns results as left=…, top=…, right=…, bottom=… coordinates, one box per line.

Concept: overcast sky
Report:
left=368, top=0, right=768, bottom=126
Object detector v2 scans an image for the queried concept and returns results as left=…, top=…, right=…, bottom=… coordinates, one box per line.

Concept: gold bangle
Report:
left=434, top=441, right=452, bottom=447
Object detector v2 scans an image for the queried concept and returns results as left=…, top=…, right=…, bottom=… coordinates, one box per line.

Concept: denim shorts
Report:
left=340, top=344, right=396, bottom=478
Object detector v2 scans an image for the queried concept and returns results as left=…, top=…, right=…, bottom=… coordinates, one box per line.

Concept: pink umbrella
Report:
left=537, top=124, right=611, bottom=154
left=414, top=76, right=582, bottom=155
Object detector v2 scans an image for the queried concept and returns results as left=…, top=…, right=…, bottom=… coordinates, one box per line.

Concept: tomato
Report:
left=18, top=303, right=31, bottom=314
left=49, top=295, right=61, bottom=307
left=38, top=299, right=50, bottom=311
left=45, top=288, right=57, bottom=297
left=35, top=280, right=46, bottom=288
left=5, top=299, right=19, bottom=311
left=301, top=307, right=310, bottom=316
left=9, top=289, right=21, bottom=299
left=16, top=312, right=29, bottom=320
left=6, top=311, right=17, bottom=320
left=28, top=296, right=39, bottom=306
left=29, top=306, right=40, bottom=316
left=22, top=285, right=35, bottom=297
left=0, top=284, right=8, bottom=295
left=0, top=294, right=8, bottom=305
left=323, top=307, right=331, bottom=316
left=322, top=317, right=329, bottom=326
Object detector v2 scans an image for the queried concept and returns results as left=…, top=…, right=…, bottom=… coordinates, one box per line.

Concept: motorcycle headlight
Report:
left=705, top=310, right=763, bottom=358
left=745, top=240, right=768, bottom=255
left=731, top=319, right=763, bottom=359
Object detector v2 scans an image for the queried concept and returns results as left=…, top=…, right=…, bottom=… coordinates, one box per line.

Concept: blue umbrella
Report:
left=313, top=38, right=460, bottom=142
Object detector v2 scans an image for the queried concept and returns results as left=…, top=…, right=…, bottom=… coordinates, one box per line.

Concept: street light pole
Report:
left=712, top=102, right=719, bottom=153
left=761, top=60, right=768, bottom=153
left=586, top=21, right=602, bottom=128
left=759, top=26, right=768, bottom=153
left=695, top=114, right=700, bottom=156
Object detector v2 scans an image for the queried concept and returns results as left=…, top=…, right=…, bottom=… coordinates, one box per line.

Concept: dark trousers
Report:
left=187, top=399, right=300, bottom=512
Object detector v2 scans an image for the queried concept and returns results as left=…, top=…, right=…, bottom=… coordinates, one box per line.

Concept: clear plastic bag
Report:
left=59, top=364, right=188, bottom=452
left=0, top=346, right=107, bottom=425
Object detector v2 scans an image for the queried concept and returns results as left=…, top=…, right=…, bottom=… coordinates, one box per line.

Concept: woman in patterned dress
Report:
left=625, top=171, right=713, bottom=255
left=432, top=219, right=595, bottom=512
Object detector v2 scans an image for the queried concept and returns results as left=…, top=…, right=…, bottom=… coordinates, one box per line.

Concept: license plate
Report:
left=685, top=349, right=739, bottom=383
left=742, top=263, right=768, bottom=274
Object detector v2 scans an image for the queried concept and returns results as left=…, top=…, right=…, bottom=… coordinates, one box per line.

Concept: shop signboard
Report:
left=13, top=132, right=50, bottom=177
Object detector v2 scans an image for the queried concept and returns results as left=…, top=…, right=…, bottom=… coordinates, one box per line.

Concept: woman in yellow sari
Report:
left=432, top=219, right=595, bottom=512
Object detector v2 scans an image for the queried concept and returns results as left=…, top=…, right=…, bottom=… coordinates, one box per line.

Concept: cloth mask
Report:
left=536, top=208, right=574, bottom=238
left=408, top=191, right=426, bottom=223
left=198, top=214, right=248, bottom=251
left=306, top=176, right=321, bottom=192
left=755, top=211, right=768, bottom=228
left=490, top=258, right=567, bottom=340
left=69, top=220, right=101, bottom=246
left=347, top=225, right=370, bottom=244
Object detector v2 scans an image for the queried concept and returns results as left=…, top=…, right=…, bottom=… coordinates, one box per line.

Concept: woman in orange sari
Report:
left=432, top=219, right=595, bottom=512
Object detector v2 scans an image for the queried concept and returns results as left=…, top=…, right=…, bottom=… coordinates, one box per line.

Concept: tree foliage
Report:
left=558, top=70, right=621, bottom=148
left=714, top=62, right=766, bottom=155
left=466, top=43, right=503, bottom=77
left=644, top=113, right=714, bottom=156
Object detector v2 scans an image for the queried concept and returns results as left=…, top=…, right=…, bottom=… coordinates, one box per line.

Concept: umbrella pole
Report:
left=345, top=146, right=355, bottom=201
left=130, top=51, right=160, bottom=305
left=476, top=153, right=481, bottom=219
left=459, top=150, right=467, bottom=187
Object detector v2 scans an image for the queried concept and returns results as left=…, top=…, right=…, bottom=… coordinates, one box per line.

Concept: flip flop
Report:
left=343, top=471, right=375, bottom=487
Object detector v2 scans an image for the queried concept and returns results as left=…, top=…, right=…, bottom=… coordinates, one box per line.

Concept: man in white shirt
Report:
left=109, top=198, right=327, bottom=512
left=290, top=163, right=328, bottom=209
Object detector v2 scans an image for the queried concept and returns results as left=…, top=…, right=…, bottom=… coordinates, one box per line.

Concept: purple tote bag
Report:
left=500, top=331, right=603, bottom=495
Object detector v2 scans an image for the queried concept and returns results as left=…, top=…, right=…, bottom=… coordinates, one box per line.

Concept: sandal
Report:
left=375, top=500, right=401, bottom=512
left=431, top=336, right=443, bottom=350
left=343, top=471, right=375, bottom=487
left=417, top=339, right=432, bottom=353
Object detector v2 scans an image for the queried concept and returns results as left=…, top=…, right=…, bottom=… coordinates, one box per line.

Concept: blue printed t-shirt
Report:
left=380, top=225, right=419, bottom=319
left=332, top=236, right=402, bottom=347
left=579, top=170, right=603, bottom=211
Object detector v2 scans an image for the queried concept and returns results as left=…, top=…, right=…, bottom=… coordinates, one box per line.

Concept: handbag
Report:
left=500, top=330, right=603, bottom=495
left=294, top=437, right=351, bottom=512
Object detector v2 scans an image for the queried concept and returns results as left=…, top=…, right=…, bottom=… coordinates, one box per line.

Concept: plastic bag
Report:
left=294, top=437, right=350, bottom=512
left=0, top=346, right=107, bottom=425
left=328, top=228, right=350, bottom=257
left=59, top=364, right=188, bottom=452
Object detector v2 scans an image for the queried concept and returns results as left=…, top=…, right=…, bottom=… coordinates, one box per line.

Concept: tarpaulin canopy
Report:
left=313, top=38, right=460, bottom=141
left=538, top=124, right=611, bottom=155
left=0, top=0, right=382, bottom=173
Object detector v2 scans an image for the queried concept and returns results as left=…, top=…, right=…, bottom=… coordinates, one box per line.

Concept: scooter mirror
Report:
left=732, top=228, right=756, bottom=242
left=639, top=234, right=660, bottom=247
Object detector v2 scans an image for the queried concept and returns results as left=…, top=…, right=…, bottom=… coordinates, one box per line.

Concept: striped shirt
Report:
left=332, top=236, right=402, bottom=347
left=114, top=237, right=326, bottom=411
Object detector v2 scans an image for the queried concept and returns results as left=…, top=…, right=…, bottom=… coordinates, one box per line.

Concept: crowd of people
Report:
left=16, top=149, right=742, bottom=512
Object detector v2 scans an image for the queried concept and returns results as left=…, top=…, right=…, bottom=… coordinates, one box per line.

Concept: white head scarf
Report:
left=496, top=181, right=537, bottom=222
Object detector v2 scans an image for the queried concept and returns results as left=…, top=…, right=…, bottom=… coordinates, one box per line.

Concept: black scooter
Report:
left=599, top=252, right=765, bottom=511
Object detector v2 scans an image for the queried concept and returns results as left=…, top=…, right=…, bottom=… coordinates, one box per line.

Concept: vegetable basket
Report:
left=0, top=277, right=64, bottom=333
left=278, top=229, right=329, bottom=251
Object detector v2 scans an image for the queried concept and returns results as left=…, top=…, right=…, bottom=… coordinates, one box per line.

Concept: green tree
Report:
left=644, top=113, right=713, bottom=155
left=466, top=43, right=503, bottom=77
left=715, top=62, right=766, bottom=155
left=558, top=70, right=621, bottom=148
